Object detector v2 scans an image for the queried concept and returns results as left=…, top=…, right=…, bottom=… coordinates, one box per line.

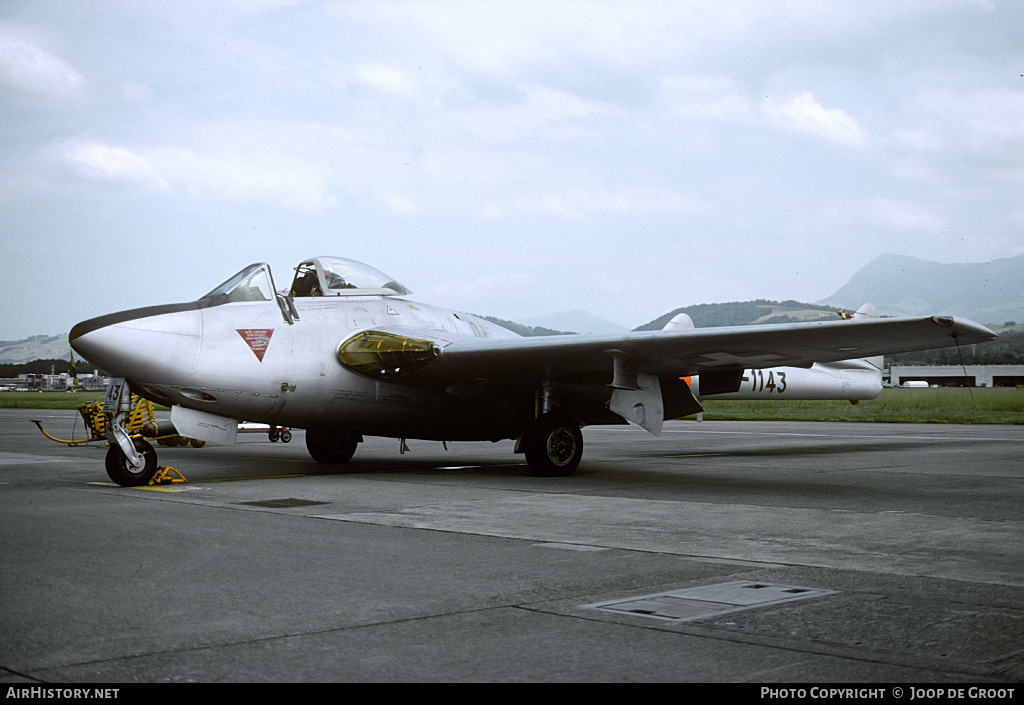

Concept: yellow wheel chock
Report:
left=150, top=466, right=187, bottom=485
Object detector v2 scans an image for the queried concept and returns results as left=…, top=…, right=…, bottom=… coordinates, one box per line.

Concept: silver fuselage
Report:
left=70, top=294, right=525, bottom=441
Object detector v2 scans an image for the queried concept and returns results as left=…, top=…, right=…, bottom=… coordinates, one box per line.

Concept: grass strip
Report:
left=4, top=388, right=1023, bottom=424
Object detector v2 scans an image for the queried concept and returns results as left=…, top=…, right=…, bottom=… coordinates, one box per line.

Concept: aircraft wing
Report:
left=424, top=314, right=995, bottom=386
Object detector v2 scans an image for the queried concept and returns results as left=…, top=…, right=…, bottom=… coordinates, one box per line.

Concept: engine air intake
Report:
left=337, top=331, right=439, bottom=379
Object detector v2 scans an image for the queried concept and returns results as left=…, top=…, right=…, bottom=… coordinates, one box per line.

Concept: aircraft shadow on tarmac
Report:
left=139, top=437, right=955, bottom=510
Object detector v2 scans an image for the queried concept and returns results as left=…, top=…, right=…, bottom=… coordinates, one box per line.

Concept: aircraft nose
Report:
left=69, top=303, right=203, bottom=382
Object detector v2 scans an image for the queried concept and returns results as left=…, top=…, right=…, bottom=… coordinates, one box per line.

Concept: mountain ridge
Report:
left=520, top=309, right=628, bottom=335
left=818, top=253, right=1024, bottom=323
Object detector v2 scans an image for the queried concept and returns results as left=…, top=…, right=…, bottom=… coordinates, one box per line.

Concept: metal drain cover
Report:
left=584, top=581, right=838, bottom=622
left=238, top=498, right=331, bottom=509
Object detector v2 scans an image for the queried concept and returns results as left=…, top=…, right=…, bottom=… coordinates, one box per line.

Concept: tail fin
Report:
left=662, top=313, right=695, bottom=331
left=852, top=303, right=878, bottom=320
left=850, top=303, right=884, bottom=372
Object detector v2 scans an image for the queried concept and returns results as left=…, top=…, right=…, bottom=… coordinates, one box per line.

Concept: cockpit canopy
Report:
left=289, top=257, right=410, bottom=298
left=201, top=263, right=276, bottom=305
left=199, top=257, right=410, bottom=308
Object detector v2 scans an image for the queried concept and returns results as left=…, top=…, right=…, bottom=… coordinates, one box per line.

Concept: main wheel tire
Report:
left=305, top=428, right=359, bottom=464
left=105, top=438, right=158, bottom=487
left=523, top=411, right=583, bottom=477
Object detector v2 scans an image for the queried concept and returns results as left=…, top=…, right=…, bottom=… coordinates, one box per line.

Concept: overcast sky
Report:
left=2, top=0, right=1022, bottom=340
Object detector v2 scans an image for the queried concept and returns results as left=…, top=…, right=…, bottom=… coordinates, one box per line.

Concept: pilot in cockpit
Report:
left=290, top=266, right=321, bottom=297
left=323, top=270, right=356, bottom=291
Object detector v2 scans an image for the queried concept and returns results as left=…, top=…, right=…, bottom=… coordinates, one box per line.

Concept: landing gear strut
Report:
left=522, top=410, right=583, bottom=477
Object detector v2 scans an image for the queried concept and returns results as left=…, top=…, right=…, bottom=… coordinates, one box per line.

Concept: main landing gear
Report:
left=305, top=427, right=360, bottom=465
left=301, top=412, right=585, bottom=478
left=521, top=410, right=583, bottom=477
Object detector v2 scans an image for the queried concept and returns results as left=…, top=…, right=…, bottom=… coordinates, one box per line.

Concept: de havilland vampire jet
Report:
left=69, top=256, right=996, bottom=486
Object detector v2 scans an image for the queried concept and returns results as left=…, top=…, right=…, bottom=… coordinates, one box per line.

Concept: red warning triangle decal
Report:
left=237, top=329, right=274, bottom=362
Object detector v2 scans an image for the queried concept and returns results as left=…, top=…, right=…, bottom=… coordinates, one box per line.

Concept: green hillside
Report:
left=635, top=299, right=840, bottom=331
left=478, top=315, right=575, bottom=337
left=1, top=335, right=70, bottom=365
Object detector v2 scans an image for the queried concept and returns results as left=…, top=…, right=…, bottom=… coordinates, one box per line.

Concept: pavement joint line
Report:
left=522, top=602, right=1014, bottom=681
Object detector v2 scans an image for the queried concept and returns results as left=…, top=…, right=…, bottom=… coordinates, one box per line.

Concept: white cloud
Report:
left=61, top=141, right=167, bottom=188
left=121, top=81, right=155, bottom=104
left=59, top=139, right=336, bottom=213
left=2, top=2, right=1023, bottom=339
left=449, top=83, right=614, bottom=143
left=765, top=92, right=867, bottom=145
left=0, top=27, right=83, bottom=99
left=381, top=191, right=420, bottom=215
left=228, top=0, right=303, bottom=13
left=425, top=272, right=535, bottom=301
left=356, top=65, right=418, bottom=95
left=155, top=147, right=336, bottom=212
left=513, top=186, right=708, bottom=219
left=862, top=198, right=944, bottom=233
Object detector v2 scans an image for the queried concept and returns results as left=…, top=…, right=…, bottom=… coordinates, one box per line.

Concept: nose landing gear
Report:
left=105, top=436, right=158, bottom=486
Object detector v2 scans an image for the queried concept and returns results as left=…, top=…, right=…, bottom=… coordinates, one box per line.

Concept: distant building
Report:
left=0, top=372, right=108, bottom=392
left=887, top=365, right=1024, bottom=388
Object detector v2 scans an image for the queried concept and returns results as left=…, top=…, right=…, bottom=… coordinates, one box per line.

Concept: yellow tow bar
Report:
left=32, top=395, right=194, bottom=448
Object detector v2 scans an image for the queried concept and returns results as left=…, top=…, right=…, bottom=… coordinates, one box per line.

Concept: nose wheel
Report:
left=105, top=438, right=158, bottom=486
left=523, top=411, right=583, bottom=476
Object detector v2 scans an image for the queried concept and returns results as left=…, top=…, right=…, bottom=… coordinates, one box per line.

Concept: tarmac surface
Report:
left=1, top=408, right=1022, bottom=683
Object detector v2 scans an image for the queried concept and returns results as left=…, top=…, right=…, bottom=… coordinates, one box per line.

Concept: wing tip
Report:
left=942, top=316, right=998, bottom=344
